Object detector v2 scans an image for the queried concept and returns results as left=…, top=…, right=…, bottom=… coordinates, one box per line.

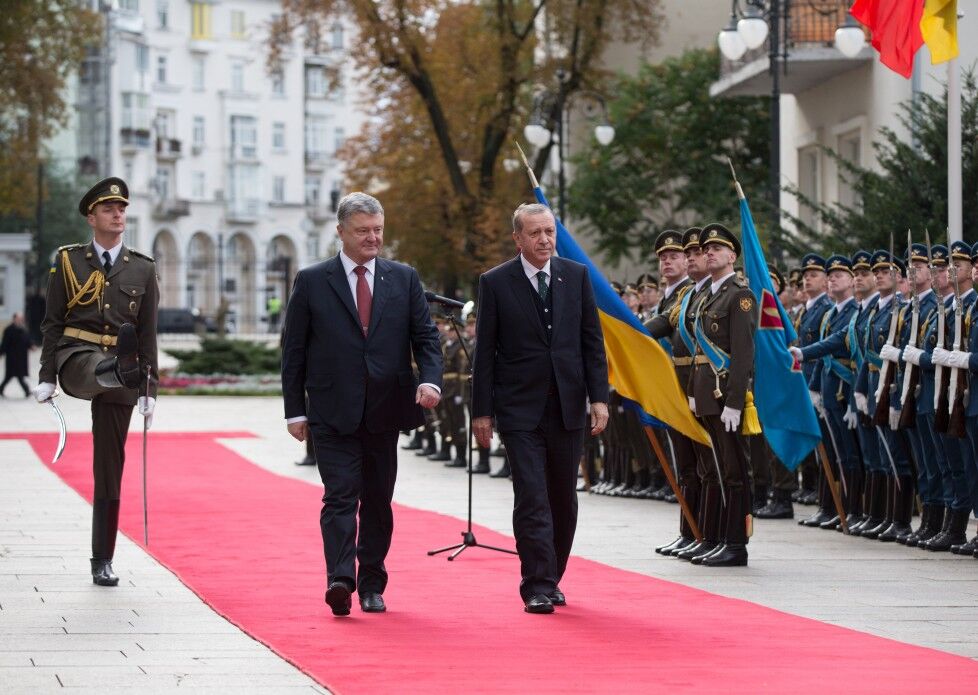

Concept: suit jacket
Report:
left=280, top=254, right=442, bottom=435
left=472, top=255, right=608, bottom=432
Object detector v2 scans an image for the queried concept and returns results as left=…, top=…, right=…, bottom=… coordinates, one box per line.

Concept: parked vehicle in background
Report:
left=157, top=308, right=217, bottom=334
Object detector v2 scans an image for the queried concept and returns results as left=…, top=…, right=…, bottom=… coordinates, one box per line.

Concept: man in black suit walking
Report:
left=472, top=203, right=609, bottom=614
left=281, top=192, right=443, bottom=616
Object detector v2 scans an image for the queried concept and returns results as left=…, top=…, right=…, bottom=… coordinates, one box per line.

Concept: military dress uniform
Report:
left=687, top=224, right=756, bottom=567
left=642, top=230, right=698, bottom=552
left=38, top=177, right=159, bottom=586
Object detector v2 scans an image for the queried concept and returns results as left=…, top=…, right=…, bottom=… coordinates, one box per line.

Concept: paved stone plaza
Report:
left=2, top=376, right=977, bottom=692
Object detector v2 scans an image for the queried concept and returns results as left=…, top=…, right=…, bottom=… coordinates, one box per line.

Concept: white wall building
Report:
left=710, top=2, right=977, bottom=253
left=74, top=0, right=366, bottom=332
left=0, top=233, right=33, bottom=326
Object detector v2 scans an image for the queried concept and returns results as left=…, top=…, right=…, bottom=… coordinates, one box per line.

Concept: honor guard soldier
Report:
left=636, top=273, right=659, bottom=321
left=645, top=229, right=711, bottom=554
left=792, top=254, right=832, bottom=507
left=688, top=223, right=756, bottom=567
left=35, top=177, right=159, bottom=586
left=793, top=254, right=861, bottom=530
left=880, top=242, right=939, bottom=546
left=853, top=250, right=915, bottom=541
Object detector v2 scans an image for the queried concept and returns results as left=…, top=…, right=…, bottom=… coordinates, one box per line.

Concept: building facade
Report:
left=0, top=233, right=32, bottom=326
left=75, top=0, right=365, bottom=332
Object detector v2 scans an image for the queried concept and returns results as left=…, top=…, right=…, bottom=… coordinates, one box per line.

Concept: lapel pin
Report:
left=558, top=276, right=563, bottom=282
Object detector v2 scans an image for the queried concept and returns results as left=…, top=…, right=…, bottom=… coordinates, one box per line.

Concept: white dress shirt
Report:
left=339, top=251, right=375, bottom=308
left=520, top=254, right=551, bottom=288
left=805, top=291, right=828, bottom=310
left=92, top=239, right=123, bottom=268
left=710, top=271, right=736, bottom=295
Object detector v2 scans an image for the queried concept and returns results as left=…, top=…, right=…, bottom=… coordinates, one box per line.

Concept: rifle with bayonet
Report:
left=933, top=230, right=951, bottom=433
left=873, top=233, right=901, bottom=426
left=898, top=230, right=922, bottom=430
left=947, top=236, right=968, bottom=438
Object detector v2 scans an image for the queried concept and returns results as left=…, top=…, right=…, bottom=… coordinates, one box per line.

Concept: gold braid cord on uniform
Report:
left=667, top=284, right=694, bottom=327
left=741, top=390, right=762, bottom=435
left=61, top=250, right=105, bottom=310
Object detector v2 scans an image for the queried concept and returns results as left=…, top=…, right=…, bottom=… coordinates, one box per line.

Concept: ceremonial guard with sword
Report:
left=34, top=177, right=159, bottom=587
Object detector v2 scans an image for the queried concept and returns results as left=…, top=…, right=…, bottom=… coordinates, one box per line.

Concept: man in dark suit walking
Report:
left=281, top=192, right=443, bottom=617
left=472, top=203, right=609, bottom=614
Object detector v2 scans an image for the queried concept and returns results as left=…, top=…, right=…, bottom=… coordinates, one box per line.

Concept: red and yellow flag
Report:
left=920, top=0, right=959, bottom=64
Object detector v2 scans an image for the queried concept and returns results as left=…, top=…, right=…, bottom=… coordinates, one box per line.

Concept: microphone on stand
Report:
left=424, top=290, right=466, bottom=309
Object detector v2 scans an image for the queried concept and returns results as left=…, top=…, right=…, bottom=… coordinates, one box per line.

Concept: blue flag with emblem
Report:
left=734, top=178, right=820, bottom=470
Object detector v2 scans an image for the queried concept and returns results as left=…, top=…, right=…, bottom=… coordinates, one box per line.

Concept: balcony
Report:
left=710, top=1, right=872, bottom=98
left=306, top=204, right=334, bottom=223
left=156, top=137, right=182, bottom=160
left=120, top=127, right=152, bottom=152
left=304, top=150, right=330, bottom=171
left=152, top=198, right=191, bottom=220
left=226, top=198, right=261, bottom=223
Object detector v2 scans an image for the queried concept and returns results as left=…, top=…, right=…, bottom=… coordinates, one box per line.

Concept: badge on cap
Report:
left=709, top=230, right=718, bottom=238
left=110, top=184, right=120, bottom=195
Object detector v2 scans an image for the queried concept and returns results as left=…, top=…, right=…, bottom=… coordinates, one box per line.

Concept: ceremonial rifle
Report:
left=898, top=230, right=921, bottom=430
left=873, top=233, right=901, bottom=426
left=933, top=230, right=951, bottom=433
left=947, top=235, right=968, bottom=438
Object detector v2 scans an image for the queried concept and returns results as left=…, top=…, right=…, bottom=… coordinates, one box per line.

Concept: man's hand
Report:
left=287, top=421, right=309, bottom=442
left=416, top=384, right=440, bottom=409
left=880, top=344, right=902, bottom=364
left=590, top=402, right=609, bottom=435
left=33, top=382, right=56, bottom=403
left=720, top=406, right=741, bottom=432
left=843, top=406, right=858, bottom=430
left=932, top=346, right=951, bottom=367
left=789, top=346, right=803, bottom=362
left=472, top=416, right=493, bottom=449
left=854, top=392, right=869, bottom=415
left=687, top=396, right=697, bottom=415
left=902, top=345, right=923, bottom=366
left=138, top=396, right=156, bottom=430
left=948, top=350, right=972, bottom=370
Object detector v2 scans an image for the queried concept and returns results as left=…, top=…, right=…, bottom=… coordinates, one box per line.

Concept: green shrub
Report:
left=166, top=339, right=281, bottom=375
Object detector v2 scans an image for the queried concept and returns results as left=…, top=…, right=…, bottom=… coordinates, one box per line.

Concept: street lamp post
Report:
left=717, top=1, right=866, bottom=260
left=523, top=84, right=615, bottom=221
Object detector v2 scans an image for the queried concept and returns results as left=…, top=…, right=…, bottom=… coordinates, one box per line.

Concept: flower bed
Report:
left=158, top=373, right=282, bottom=396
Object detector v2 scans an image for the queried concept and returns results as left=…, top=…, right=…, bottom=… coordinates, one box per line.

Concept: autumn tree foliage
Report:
left=271, top=0, right=662, bottom=293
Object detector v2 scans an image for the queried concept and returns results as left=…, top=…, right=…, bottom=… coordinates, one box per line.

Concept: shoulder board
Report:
left=127, top=249, right=155, bottom=262
left=732, top=277, right=748, bottom=288
left=57, top=243, right=84, bottom=252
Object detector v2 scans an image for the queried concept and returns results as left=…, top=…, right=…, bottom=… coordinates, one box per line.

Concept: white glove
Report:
left=33, top=382, right=56, bottom=403
left=932, top=346, right=952, bottom=367
left=843, top=406, right=858, bottom=430
left=854, top=392, right=869, bottom=415
left=720, top=406, right=741, bottom=432
left=809, top=390, right=822, bottom=410
left=880, top=344, right=902, bottom=364
left=789, top=346, right=803, bottom=362
left=948, top=350, right=972, bottom=370
left=138, top=396, right=156, bottom=430
left=902, top=345, right=923, bottom=366
left=454, top=396, right=463, bottom=405
left=888, top=407, right=901, bottom=431
left=687, top=396, right=697, bottom=415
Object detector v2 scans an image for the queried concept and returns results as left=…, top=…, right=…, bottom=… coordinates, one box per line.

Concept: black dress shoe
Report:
left=489, top=466, right=511, bottom=478
left=443, top=459, right=466, bottom=468
left=818, top=514, right=841, bottom=530
left=90, top=559, right=119, bottom=587
left=549, top=588, right=566, bottom=606
left=700, top=543, right=748, bottom=567
left=676, top=541, right=716, bottom=561
left=655, top=536, right=690, bottom=555
left=469, top=462, right=490, bottom=474
left=294, top=455, right=316, bottom=466
left=325, top=582, right=352, bottom=616
left=799, top=509, right=834, bottom=527
left=524, top=594, right=554, bottom=614
left=359, top=592, right=386, bottom=613
left=754, top=495, right=794, bottom=520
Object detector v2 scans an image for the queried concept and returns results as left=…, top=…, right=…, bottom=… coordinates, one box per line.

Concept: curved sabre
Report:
left=47, top=399, right=67, bottom=463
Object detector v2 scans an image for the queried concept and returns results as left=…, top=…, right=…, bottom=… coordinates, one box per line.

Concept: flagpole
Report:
left=948, top=56, right=962, bottom=243
left=644, top=427, right=702, bottom=542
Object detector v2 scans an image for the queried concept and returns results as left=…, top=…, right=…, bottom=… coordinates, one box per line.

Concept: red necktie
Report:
left=354, top=265, right=372, bottom=336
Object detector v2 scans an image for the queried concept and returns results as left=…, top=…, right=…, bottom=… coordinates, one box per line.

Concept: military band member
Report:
left=35, top=177, right=159, bottom=586
left=687, top=223, right=755, bottom=567
left=880, top=242, right=940, bottom=546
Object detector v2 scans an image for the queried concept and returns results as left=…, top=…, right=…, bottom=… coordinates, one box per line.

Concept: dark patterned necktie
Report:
left=536, top=270, right=549, bottom=302
left=102, top=250, right=112, bottom=275
left=354, top=266, right=372, bottom=336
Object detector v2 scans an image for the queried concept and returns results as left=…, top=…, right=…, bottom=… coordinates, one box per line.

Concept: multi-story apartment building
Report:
left=75, top=0, right=365, bottom=332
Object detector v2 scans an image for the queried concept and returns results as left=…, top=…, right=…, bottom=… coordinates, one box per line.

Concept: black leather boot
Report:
left=851, top=470, right=880, bottom=535
left=656, top=483, right=699, bottom=555
left=701, top=490, right=749, bottom=567
left=951, top=521, right=978, bottom=555
left=835, top=466, right=865, bottom=533
left=800, top=472, right=834, bottom=527
left=489, top=457, right=511, bottom=478
left=755, top=488, right=794, bottom=519
left=95, top=323, right=141, bottom=389
left=904, top=504, right=943, bottom=547
left=923, top=509, right=970, bottom=551
left=91, top=499, right=120, bottom=587
left=401, top=430, right=423, bottom=450
left=677, top=484, right=720, bottom=560
left=469, top=445, right=490, bottom=473
left=416, top=431, right=437, bottom=457
left=878, top=475, right=915, bottom=542
left=429, top=437, right=452, bottom=462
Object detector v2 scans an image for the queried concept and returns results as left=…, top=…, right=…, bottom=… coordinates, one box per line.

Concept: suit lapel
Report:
left=107, top=245, right=127, bottom=280
left=367, top=259, right=391, bottom=339
left=85, top=242, right=102, bottom=275
left=324, top=255, right=361, bottom=330
left=507, top=257, right=547, bottom=344
left=550, top=258, right=565, bottom=341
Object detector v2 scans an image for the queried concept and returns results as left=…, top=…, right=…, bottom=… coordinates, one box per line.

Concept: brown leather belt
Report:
left=673, top=355, right=712, bottom=367
left=63, top=327, right=117, bottom=347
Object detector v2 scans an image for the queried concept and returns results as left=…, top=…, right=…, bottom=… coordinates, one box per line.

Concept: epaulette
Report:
left=57, top=243, right=84, bottom=252
left=128, top=248, right=155, bottom=262
left=733, top=276, right=749, bottom=288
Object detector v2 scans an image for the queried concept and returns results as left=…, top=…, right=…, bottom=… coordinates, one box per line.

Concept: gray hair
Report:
left=337, top=192, right=384, bottom=224
left=512, top=203, right=553, bottom=233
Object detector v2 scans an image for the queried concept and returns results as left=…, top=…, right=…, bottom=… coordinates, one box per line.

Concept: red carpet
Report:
left=9, top=431, right=978, bottom=693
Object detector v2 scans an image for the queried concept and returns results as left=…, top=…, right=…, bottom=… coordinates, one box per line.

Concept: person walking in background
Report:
left=0, top=313, right=33, bottom=397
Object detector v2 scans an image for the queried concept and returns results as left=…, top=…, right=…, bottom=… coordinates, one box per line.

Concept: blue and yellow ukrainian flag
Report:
left=533, top=188, right=710, bottom=446
left=735, top=180, right=820, bottom=469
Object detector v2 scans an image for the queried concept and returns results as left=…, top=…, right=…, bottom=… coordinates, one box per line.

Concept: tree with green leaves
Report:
left=784, top=71, right=978, bottom=255
left=567, top=48, right=771, bottom=266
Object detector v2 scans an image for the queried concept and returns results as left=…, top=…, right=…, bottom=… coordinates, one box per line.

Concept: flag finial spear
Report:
left=514, top=141, right=540, bottom=190
left=726, top=156, right=746, bottom=201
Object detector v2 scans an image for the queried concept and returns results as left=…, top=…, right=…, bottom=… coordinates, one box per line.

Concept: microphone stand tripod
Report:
left=427, top=310, right=517, bottom=561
